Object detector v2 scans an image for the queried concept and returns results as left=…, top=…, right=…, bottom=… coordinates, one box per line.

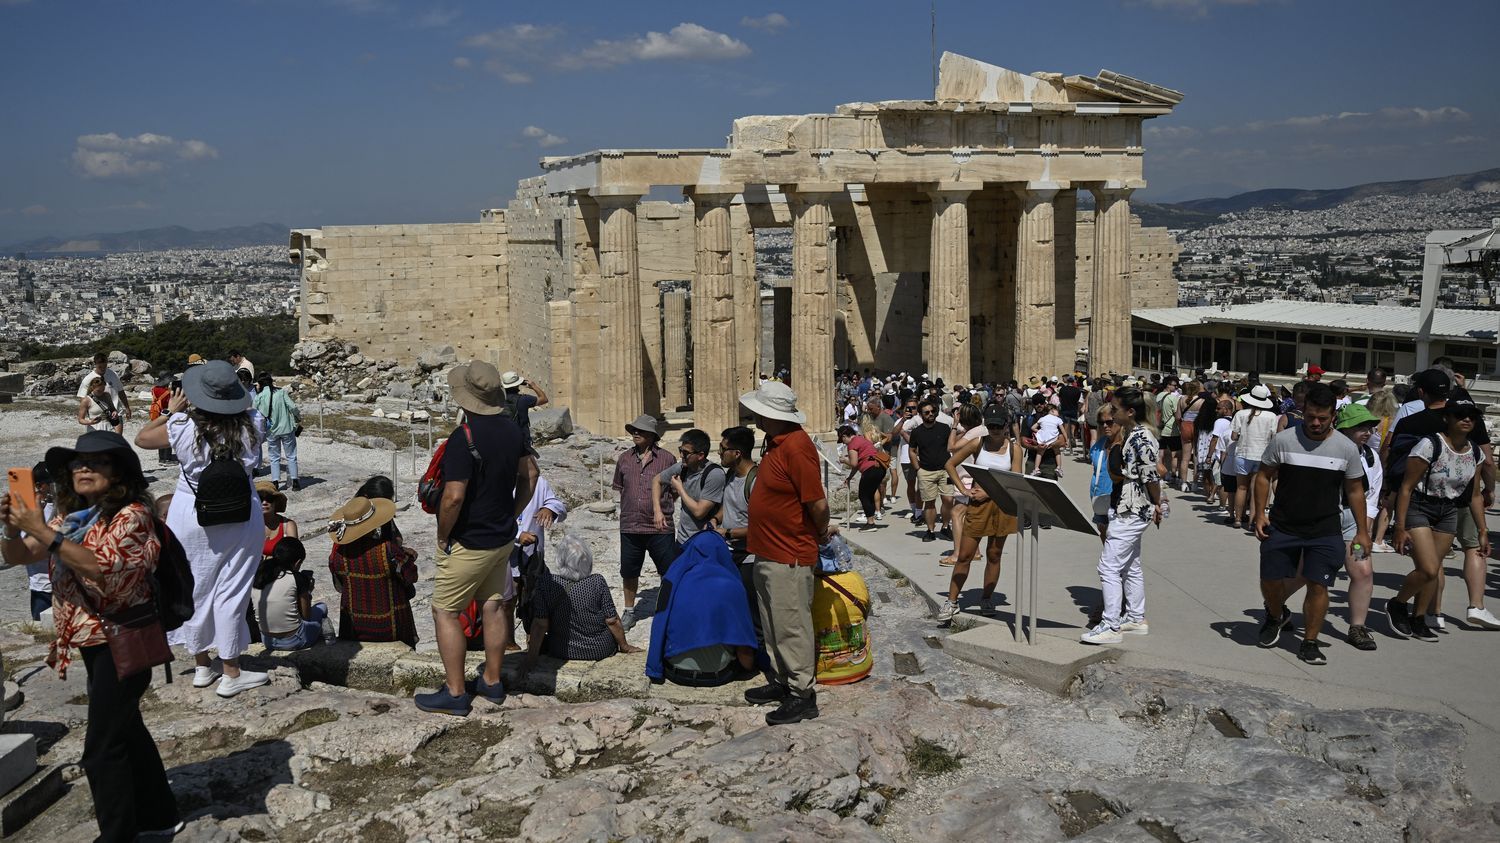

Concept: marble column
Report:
left=662, top=290, right=689, bottom=411
left=688, top=187, right=740, bottom=435
left=1090, top=186, right=1134, bottom=375
left=730, top=202, right=760, bottom=394
left=785, top=184, right=841, bottom=432
left=1012, top=184, right=1058, bottom=381
left=1053, top=188, right=1078, bottom=373
left=925, top=183, right=977, bottom=387
left=594, top=190, right=646, bottom=434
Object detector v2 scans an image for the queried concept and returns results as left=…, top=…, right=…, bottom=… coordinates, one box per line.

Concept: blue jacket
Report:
left=645, top=531, right=758, bottom=681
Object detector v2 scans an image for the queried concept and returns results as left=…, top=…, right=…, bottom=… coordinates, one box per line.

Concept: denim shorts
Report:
left=1234, top=456, right=1260, bottom=476
left=1405, top=494, right=1459, bottom=534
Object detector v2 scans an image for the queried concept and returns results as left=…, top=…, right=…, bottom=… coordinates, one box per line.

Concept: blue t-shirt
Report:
left=442, top=412, right=526, bottom=549
left=508, top=392, right=539, bottom=443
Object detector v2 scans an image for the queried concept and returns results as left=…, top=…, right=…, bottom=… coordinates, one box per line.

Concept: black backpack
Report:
left=153, top=521, right=196, bottom=632
left=191, top=444, right=253, bottom=526
left=1384, top=431, right=1439, bottom=491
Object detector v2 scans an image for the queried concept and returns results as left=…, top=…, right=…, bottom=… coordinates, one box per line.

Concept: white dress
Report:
left=165, top=411, right=266, bottom=660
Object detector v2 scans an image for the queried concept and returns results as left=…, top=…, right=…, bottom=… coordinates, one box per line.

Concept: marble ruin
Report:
left=289, top=54, right=1182, bottom=434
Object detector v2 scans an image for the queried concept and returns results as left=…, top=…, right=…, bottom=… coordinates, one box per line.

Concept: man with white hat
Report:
left=739, top=381, right=829, bottom=725
left=500, top=370, right=548, bottom=447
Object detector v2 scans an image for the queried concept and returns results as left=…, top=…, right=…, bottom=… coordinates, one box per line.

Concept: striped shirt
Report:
left=1261, top=427, right=1362, bottom=538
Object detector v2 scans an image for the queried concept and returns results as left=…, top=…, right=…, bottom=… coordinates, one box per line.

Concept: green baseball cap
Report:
left=1336, top=403, right=1378, bottom=430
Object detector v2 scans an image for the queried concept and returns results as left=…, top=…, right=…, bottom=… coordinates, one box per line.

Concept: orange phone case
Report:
left=7, top=468, right=37, bottom=512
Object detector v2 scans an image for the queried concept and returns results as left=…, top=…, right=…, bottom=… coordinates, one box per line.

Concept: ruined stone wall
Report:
left=299, top=222, right=509, bottom=365
left=1074, top=214, right=1180, bottom=341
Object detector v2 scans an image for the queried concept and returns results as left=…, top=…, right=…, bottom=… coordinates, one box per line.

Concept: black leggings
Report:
left=858, top=466, right=888, bottom=518
left=80, top=644, right=179, bottom=842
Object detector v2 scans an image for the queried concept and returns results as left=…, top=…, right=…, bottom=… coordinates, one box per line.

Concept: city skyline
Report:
left=1, top=0, right=1496, bottom=243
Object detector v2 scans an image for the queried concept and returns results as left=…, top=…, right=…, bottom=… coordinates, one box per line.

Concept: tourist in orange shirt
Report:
left=738, top=381, right=830, bottom=725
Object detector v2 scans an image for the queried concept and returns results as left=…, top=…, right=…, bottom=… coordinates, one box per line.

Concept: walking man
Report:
left=908, top=398, right=955, bottom=543
left=739, top=382, right=829, bottom=725
left=415, top=360, right=537, bottom=715
left=612, top=413, right=678, bottom=631
left=1253, top=384, right=1367, bottom=665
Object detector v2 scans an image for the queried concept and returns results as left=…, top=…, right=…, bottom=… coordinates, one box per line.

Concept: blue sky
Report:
left=1, top=0, right=1496, bottom=242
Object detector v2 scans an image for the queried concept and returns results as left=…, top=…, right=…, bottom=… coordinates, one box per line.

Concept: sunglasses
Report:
left=1099, top=419, right=1119, bottom=427
left=69, top=456, right=113, bottom=472
left=679, top=448, right=702, bottom=456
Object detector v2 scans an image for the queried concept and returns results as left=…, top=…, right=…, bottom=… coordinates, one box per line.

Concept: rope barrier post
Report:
left=391, top=450, right=398, bottom=502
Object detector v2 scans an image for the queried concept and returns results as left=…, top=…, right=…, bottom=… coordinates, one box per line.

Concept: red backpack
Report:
left=418, top=424, right=481, bottom=514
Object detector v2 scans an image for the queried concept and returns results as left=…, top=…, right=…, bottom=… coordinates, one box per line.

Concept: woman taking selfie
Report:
left=2, top=431, right=181, bottom=841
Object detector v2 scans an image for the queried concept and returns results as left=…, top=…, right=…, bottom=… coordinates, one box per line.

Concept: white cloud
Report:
left=1144, top=124, right=1199, bottom=141
left=522, top=125, right=567, bottom=149
left=558, top=23, right=751, bottom=69
left=1447, top=135, right=1485, bottom=145
left=461, top=23, right=561, bottom=51
left=1217, top=106, right=1471, bottom=134
left=741, top=12, right=789, bottom=32
left=451, top=55, right=471, bottom=69
left=499, top=69, right=533, bottom=85
left=415, top=6, right=459, bottom=28
left=21, top=204, right=48, bottom=217
left=72, top=132, right=219, bottom=179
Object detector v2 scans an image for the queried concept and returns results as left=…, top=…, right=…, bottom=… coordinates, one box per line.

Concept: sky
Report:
left=1, top=0, right=1496, bottom=243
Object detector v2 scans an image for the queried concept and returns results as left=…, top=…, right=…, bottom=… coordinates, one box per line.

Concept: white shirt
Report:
left=515, top=475, right=567, bottom=560
left=1392, top=399, right=1424, bottom=426
left=1033, top=414, right=1064, bottom=445
left=231, top=357, right=255, bottom=377
left=1231, top=408, right=1278, bottom=462
left=77, top=369, right=124, bottom=402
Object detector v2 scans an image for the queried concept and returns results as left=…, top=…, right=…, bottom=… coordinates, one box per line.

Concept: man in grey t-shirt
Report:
left=651, top=428, right=727, bottom=546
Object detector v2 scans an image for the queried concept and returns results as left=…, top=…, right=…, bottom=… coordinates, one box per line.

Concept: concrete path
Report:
left=842, top=452, right=1500, bottom=802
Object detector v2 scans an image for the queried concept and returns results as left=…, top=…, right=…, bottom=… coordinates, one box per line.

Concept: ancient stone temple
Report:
left=290, top=54, right=1182, bottom=434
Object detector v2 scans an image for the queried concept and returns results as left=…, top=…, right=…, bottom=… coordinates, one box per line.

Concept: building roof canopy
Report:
left=1134, top=300, right=1500, bottom=344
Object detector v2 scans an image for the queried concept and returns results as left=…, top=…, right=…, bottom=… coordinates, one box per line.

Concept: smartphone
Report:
left=7, top=468, right=37, bottom=512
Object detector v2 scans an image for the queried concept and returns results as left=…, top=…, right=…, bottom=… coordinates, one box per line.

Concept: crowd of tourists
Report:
left=834, top=360, right=1500, bottom=663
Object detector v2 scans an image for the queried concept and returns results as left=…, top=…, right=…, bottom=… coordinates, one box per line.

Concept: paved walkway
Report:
left=841, top=453, right=1500, bottom=801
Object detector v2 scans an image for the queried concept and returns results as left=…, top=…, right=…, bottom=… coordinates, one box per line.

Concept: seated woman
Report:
left=257, top=480, right=298, bottom=556
left=519, top=534, right=638, bottom=671
left=254, top=537, right=331, bottom=650
left=327, top=491, right=418, bottom=647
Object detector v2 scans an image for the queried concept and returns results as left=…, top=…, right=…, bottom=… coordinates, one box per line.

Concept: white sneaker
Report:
left=873, top=510, right=884, bottom=522
left=1371, top=542, right=1396, bottom=553
left=1080, top=624, right=1123, bottom=645
left=1426, top=614, right=1448, bottom=632
left=979, top=597, right=997, bottom=617
left=1466, top=607, right=1500, bottom=629
left=216, top=670, right=270, bottom=698
left=1120, top=619, right=1150, bottom=636
left=936, top=599, right=959, bottom=623
left=192, top=666, right=221, bottom=688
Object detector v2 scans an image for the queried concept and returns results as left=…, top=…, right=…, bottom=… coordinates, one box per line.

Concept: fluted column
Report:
left=1053, top=188, right=1078, bottom=372
left=662, top=290, right=688, bottom=410
left=1012, top=185, right=1058, bottom=381
left=688, top=187, right=740, bottom=435
left=1090, top=186, right=1134, bottom=375
left=925, top=183, right=977, bottom=386
left=595, top=190, right=646, bottom=434
left=730, top=202, right=760, bottom=394
left=785, top=184, right=841, bottom=433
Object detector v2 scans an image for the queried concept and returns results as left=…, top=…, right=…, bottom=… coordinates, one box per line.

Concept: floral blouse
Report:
left=48, top=503, right=160, bottom=678
left=1114, top=427, right=1162, bottom=521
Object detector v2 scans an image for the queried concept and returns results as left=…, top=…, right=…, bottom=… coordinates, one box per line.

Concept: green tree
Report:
left=19, top=314, right=299, bottom=374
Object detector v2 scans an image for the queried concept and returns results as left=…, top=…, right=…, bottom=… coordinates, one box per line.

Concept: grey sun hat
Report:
left=447, top=360, right=505, bottom=416
left=625, top=413, right=660, bottom=438
left=739, top=381, right=807, bottom=424
left=182, top=360, right=252, bottom=415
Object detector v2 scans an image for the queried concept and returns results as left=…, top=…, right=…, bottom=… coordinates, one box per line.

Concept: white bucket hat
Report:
left=739, top=381, right=806, bottom=424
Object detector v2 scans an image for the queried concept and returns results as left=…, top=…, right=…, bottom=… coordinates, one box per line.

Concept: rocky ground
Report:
left=2, top=397, right=1497, bottom=840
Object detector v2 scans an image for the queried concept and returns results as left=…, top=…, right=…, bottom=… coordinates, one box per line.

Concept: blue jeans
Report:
left=30, top=589, right=51, bottom=621
left=265, top=603, right=327, bottom=651
left=267, top=433, right=299, bottom=483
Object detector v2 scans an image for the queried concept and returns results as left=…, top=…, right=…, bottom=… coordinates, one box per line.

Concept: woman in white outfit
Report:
left=136, top=360, right=268, bottom=697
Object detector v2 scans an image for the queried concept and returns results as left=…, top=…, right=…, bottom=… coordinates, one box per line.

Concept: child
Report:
left=254, top=537, right=333, bottom=650
left=1030, top=404, right=1065, bottom=476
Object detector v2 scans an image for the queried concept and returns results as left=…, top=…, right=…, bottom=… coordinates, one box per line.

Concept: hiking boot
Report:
left=414, top=685, right=472, bottom=717
left=1387, top=599, right=1412, bottom=638
left=1466, top=606, right=1500, bottom=629
left=216, top=670, right=269, bottom=698
left=1080, top=624, right=1123, bottom=645
left=1297, top=639, right=1327, bottom=665
left=743, top=683, right=789, bottom=706
left=290, top=478, right=301, bottom=492
left=936, top=599, right=959, bottom=623
left=620, top=607, right=637, bottom=632
left=765, top=693, right=819, bottom=726
left=466, top=673, right=506, bottom=705
left=1411, top=615, right=1439, bottom=643
left=1120, top=619, right=1150, bottom=636
left=1347, top=625, right=1377, bottom=651
left=1257, top=608, right=1288, bottom=648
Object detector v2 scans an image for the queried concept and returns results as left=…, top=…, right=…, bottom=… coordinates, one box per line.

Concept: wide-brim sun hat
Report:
left=500, top=370, right=524, bottom=390
left=182, top=360, right=252, bottom=415
left=45, top=430, right=144, bottom=493
left=625, top=413, right=660, bottom=438
left=255, top=480, right=287, bottom=513
left=739, top=381, right=807, bottom=424
left=447, top=360, right=505, bottom=416
left=1440, top=399, right=1484, bottom=421
left=1336, top=403, right=1378, bottom=430
left=1241, top=384, right=1274, bottom=409
left=328, top=495, right=397, bottom=544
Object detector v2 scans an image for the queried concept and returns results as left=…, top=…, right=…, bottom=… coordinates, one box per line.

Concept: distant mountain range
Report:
left=1136, top=168, right=1500, bottom=230
left=5, top=222, right=287, bottom=255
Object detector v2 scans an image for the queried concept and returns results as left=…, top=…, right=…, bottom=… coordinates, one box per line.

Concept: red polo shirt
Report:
left=747, top=427, right=826, bottom=566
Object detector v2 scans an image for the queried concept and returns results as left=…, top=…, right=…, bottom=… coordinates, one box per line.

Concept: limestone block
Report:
left=530, top=407, right=573, bottom=442
left=0, top=735, right=37, bottom=798
left=0, top=373, right=22, bottom=394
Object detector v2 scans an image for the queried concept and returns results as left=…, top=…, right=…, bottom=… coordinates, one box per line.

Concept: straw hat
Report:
left=328, top=496, right=396, bottom=544
left=255, top=480, right=287, bottom=513
left=738, top=381, right=806, bottom=424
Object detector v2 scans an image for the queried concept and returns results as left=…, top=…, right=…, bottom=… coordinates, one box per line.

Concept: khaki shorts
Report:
left=432, top=539, right=515, bottom=613
left=917, top=469, right=954, bottom=503
left=1456, top=505, right=1481, bottom=550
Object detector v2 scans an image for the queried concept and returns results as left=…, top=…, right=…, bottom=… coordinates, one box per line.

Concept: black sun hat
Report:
left=44, top=430, right=144, bottom=490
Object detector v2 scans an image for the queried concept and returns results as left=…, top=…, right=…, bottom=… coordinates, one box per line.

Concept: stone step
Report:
left=0, top=763, right=65, bottom=838
left=0, top=735, right=36, bottom=799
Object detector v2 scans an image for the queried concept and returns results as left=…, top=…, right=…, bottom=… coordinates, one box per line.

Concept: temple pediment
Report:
left=934, top=52, right=1183, bottom=106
